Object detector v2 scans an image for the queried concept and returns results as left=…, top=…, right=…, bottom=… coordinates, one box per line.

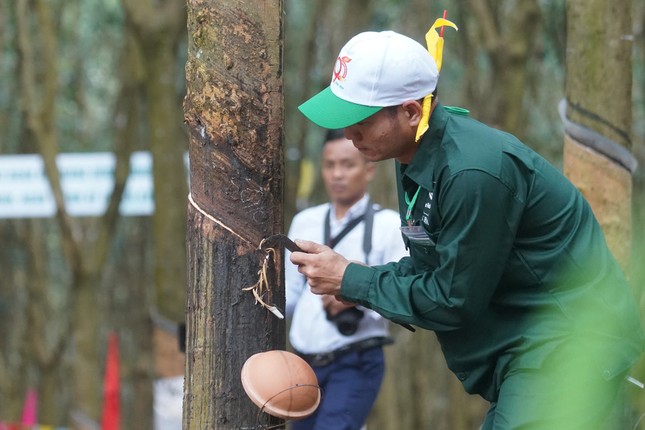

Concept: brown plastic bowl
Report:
left=241, top=350, right=321, bottom=420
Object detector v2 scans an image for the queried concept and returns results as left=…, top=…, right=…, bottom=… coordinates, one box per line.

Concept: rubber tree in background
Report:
left=14, top=0, right=142, bottom=423
left=563, top=0, right=644, bottom=424
left=121, top=0, right=189, bottom=325
left=563, top=0, right=636, bottom=268
left=183, top=0, right=285, bottom=428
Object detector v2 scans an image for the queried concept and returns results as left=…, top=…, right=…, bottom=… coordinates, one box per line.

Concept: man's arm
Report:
left=340, top=170, right=523, bottom=330
left=371, top=257, right=415, bottom=276
left=294, top=170, right=524, bottom=331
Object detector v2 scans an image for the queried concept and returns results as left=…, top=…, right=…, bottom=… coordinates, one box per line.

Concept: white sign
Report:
left=0, top=151, right=161, bottom=218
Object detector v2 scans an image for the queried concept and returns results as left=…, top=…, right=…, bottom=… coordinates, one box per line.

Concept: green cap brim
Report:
left=298, top=87, right=382, bottom=129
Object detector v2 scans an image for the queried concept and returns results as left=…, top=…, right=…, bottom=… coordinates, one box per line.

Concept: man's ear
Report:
left=400, top=100, right=423, bottom=126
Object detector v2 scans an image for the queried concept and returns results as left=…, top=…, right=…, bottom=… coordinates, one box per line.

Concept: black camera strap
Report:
left=324, top=199, right=381, bottom=265
left=323, top=199, right=417, bottom=333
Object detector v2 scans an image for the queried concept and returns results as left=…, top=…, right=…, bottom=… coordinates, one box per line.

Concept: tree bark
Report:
left=564, top=0, right=637, bottom=425
left=122, top=0, right=188, bottom=324
left=184, top=1, right=285, bottom=428
left=564, top=0, right=633, bottom=270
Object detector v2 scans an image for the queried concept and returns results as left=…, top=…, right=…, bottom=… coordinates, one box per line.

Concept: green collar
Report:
left=399, top=103, right=450, bottom=187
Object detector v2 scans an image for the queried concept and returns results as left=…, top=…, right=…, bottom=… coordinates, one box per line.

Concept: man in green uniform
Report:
left=290, top=30, right=644, bottom=429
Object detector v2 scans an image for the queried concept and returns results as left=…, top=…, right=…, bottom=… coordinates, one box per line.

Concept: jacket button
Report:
left=457, top=372, right=467, bottom=381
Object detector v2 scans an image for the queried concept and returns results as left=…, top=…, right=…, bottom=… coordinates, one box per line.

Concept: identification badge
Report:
left=400, top=225, right=435, bottom=246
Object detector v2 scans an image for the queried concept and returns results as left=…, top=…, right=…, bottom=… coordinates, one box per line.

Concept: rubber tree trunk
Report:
left=183, top=1, right=285, bottom=429
left=122, top=0, right=189, bottom=324
left=564, top=0, right=634, bottom=270
left=564, top=1, right=639, bottom=424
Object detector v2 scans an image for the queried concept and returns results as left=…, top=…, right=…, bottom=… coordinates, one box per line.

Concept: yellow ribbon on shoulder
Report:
left=415, top=17, right=458, bottom=142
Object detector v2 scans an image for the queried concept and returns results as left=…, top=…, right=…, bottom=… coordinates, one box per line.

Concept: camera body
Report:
left=326, top=307, right=364, bottom=336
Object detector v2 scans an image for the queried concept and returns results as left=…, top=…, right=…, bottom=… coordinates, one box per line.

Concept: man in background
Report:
left=285, top=129, right=408, bottom=430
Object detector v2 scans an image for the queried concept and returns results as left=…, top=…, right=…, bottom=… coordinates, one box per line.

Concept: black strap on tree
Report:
left=324, top=199, right=381, bottom=264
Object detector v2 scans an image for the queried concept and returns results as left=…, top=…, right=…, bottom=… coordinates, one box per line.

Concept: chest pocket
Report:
left=408, top=239, right=439, bottom=271
left=406, top=188, right=440, bottom=270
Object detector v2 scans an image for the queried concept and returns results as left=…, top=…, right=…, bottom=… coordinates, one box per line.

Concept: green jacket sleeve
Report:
left=341, top=170, right=525, bottom=331
left=371, top=256, right=416, bottom=276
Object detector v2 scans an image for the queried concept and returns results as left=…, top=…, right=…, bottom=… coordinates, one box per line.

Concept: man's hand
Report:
left=289, top=239, right=350, bottom=296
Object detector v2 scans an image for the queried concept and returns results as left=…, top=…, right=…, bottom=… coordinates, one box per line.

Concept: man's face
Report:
left=321, top=137, right=375, bottom=207
left=344, top=105, right=418, bottom=164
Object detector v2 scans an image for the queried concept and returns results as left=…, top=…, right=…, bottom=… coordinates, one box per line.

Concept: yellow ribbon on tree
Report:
left=415, top=17, right=458, bottom=142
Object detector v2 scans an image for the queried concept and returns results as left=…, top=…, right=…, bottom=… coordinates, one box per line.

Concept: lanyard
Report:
left=405, top=186, right=421, bottom=223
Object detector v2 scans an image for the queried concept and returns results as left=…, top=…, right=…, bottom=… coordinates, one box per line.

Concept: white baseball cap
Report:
left=298, top=31, right=438, bottom=129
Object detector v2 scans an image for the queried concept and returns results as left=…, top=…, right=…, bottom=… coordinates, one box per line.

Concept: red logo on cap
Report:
left=333, top=56, right=352, bottom=82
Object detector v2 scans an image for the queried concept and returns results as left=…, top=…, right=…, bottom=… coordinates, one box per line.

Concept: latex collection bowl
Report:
left=241, top=350, right=321, bottom=420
